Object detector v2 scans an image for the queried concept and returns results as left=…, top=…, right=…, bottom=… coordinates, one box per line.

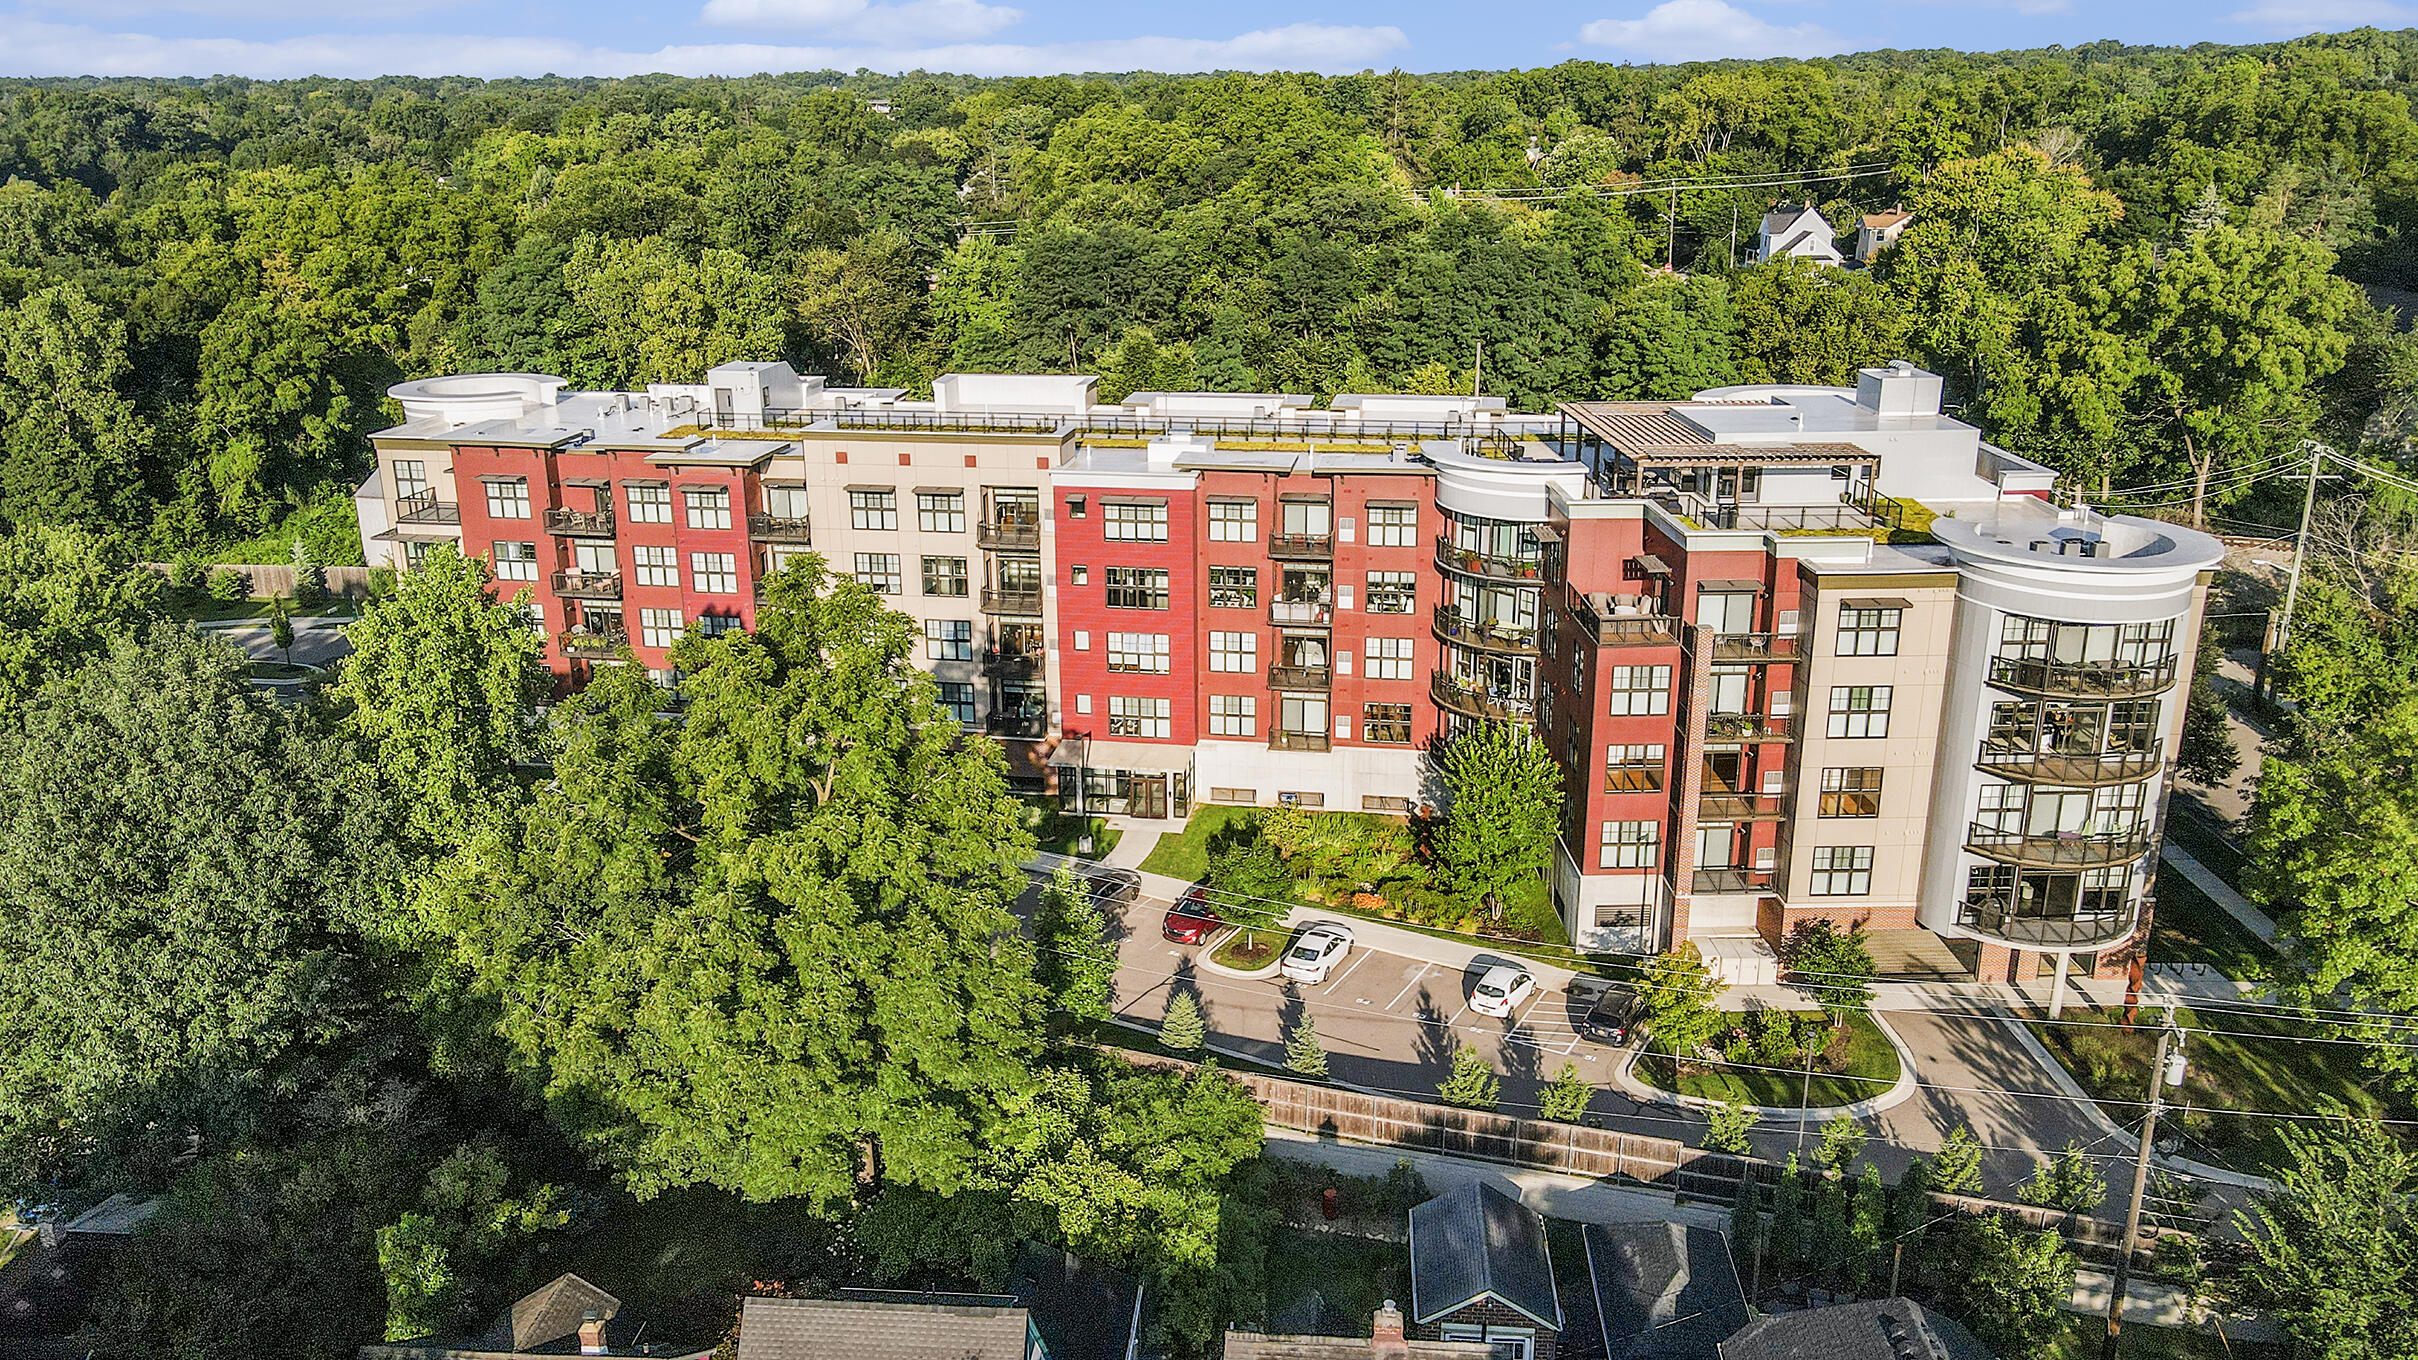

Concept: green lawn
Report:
left=1634, top=1011, right=1902, bottom=1109
left=1259, top=1227, right=1410, bottom=1333
left=246, top=661, right=321, bottom=680
left=166, top=596, right=359, bottom=623
left=2030, top=1005, right=2410, bottom=1176
left=1137, top=805, right=1260, bottom=881
left=2041, top=1314, right=2278, bottom=1359
left=2148, top=861, right=2276, bottom=982
left=1212, top=922, right=1288, bottom=971
left=1022, top=802, right=1121, bottom=859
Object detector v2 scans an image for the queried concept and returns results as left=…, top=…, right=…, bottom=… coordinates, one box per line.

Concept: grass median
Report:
left=1633, top=1010, right=1901, bottom=1109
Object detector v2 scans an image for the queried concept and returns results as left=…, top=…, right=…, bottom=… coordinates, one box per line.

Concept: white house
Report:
left=1858, top=208, right=1913, bottom=263
left=1755, top=203, right=1845, bottom=268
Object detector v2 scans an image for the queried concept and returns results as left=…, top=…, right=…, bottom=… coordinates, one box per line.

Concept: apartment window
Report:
left=1108, top=632, right=1170, bottom=673
left=917, top=491, right=965, bottom=533
left=1600, top=820, right=1661, bottom=870
left=690, top=552, right=738, bottom=595
left=937, top=681, right=977, bottom=725
left=403, top=539, right=433, bottom=569
left=925, top=619, right=973, bottom=661
left=1210, top=566, right=1259, bottom=609
left=1827, top=686, right=1893, bottom=738
left=1209, top=631, right=1258, bottom=674
left=493, top=540, right=538, bottom=581
left=1364, top=637, right=1413, bottom=681
left=626, top=483, right=672, bottom=524
left=849, top=489, right=898, bottom=531
left=1209, top=694, right=1258, bottom=737
left=764, top=485, right=809, bottom=520
left=1364, top=702, right=1413, bottom=744
left=484, top=477, right=530, bottom=520
left=2110, top=699, right=2161, bottom=752
left=632, top=544, right=677, bottom=588
left=1108, top=696, right=1171, bottom=738
left=1279, top=694, right=1328, bottom=735
left=392, top=459, right=428, bottom=499
left=1819, top=767, right=1884, bottom=817
left=1065, top=496, right=1087, bottom=518
left=1606, top=665, right=1673, bottom=716
left=1367, top=503, right=1417, bottom=547
left=1209, top=500, right=1258, bottom=542
left=1104, top=501, right=1168, bottom=542
left=1366, top=571, right=1416, bottom=614
left=683, top=487, right=732, bottom=530
left=695, top=613, right=740, bottom=638
left=1605, top=744, right=1666, bottom=792
left=639, top=608, right=685, bottom=649
left=1838, top=604, right=1903, bottom=656
left=1105, top=567, right=1169, bottom=610
left=853, top=552, right=902, bottom=595
left=923, top=555, right=970, bottom=597
left=1809, top=846, right=1876, bottom=896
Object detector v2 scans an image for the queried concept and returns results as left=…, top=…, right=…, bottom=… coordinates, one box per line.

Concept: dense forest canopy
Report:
left=3, top=27, right=2418, bottom=554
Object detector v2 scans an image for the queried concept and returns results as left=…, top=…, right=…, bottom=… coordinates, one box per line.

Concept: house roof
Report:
left=1407, top=1184, right=1562, bottom=1331
left=736, top=1295, right=1033, bottom=1360
left=1003, top=1242, right=1142, bottom=1360
left=481, top=1273, right=619, bottom=1354
left=1716, top=1298, right=1996, bottom=1360
left=1223, top=1337, right=1497, bottom=1360
left=1582, top=1224, right=1746, bottom=1360
left=1860, top=210, right=1911, bottom=231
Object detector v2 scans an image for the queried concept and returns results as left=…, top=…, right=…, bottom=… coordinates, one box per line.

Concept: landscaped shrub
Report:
left=167, top=556, right=206, bottom=596
left=206, top=566, right=247, bottom=602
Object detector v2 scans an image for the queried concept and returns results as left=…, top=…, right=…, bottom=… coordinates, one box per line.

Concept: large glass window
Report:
left=1363, top=703, right=1412, bottom=743
left=1600, top=821, right=1661, bottom=869
left=923, top=556, right=969, bottom=597
left=1827, top=686, right=1893, bottom=738
left=1108, top=632, right=1170, bottom=673
left=626, top=483, right=671, bottom=524
left=1366, top=571, right=1416, bottom=614
left=852, top=552, right=901, bottom=595
left=1279, top=694, right=1328, bottom=734
left=1104, top=501, right=1168, bottom=542
left=683, top=487, right=732, bottom=530
left=1367, top=503, right=1417, bottom=547
left=849, top=489, right=897, bottom=531
left=1364, top=637, right=1413, bottom=680
left=485, top=478, right=530, bottom=520
left=1209, top=632, right=1257, bottom=674
left=1819, top=767, right=1883, bottom=817
left=392, top=459, right=427, bottom=499
left=1108, top=696, right=1171, bottom=738
left=1209, top=695, right=1257, bottom=737
left=690, top=552, right=737, bottom=595
left=764, top=485, right=810, bottom=520
left=925, top=619, right=973, bottom=661
left=493, top=540, right=537, bottom=581
left=1208, top=500, right=1257, bottom=542
left=1210, top=566, right=1258, bottom=609
left=633, top=544, right=677, bottom=587
left=917, top=491, right=965, bottom=533
left=1606, top=665, right=1672, bottom=716
left=1809, top=846, right=1875, bottom=895
left=639, top=608, right=684, bottom=648
left=1605, top=744, right=1666, bottom=792
left=1106, top=567, right=1169, bottom=609
left=1838, top=604, right=1902, bottom=656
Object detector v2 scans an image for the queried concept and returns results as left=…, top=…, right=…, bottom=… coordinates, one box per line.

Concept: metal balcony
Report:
left=1569, top=591, right=1680, bottom=646
left=1704, top=712, right=1798, bottom=744
left=1435, top=534, right=1546, bottom=581
left=980, top=588, right=1045, bottom=615
left=1430, top=670, right=1534, bottom=721
left=986, top=710, right=1047, bottom=739
left=1267, top=532, right=1335, bottom=560
left=1692, top=867, right=1775, bottom=895
left=1433, top=605, right=1538, bottom=654
left=1965, top=822, right=2153, bottom=869
left=551, top=570, right=622, bottom=600
left=1270, top=599, right=1333, bottom=627
left=976, top=518, right=1042, bottom=551
left=747, top=513, right=812, bottom=543
left=395, top=489, right=461, bottom=526
left=1269, top=730, right=1332, bottom=753
left=544, top=507, right=616, bottom=538
left=1708, top=631, right=1804, bottom=662
left=983, top=649, right=1046, bottom=678
left=1975, top=742, right=2164, bottom=787
left=1268, top=663, right=1332, bottom=691
left=1961, top=898, right=2140, bottom=949
left=1699, top=789, right=1787, bottom=821
left=1987, top=654, right=2179, bottom=700
left=558, top=626, right=628, bottom=659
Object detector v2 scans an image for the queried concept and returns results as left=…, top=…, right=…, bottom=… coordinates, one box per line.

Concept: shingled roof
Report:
left=736, top=1295, right=1036, bottom=1360
left=1717, top=1298, right=1996, bottom=1360
left=1407, top=1184, right=1562, bottom=1332
left=1581, top=1223, right=1745, bottom=1360
left=479, top=1273, right=619, bottom=1354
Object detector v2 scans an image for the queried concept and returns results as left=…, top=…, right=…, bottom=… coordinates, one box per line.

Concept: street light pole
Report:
left=2103, top=1021, right=2183, bottom=1360
left=1794, top=1035, right=1817, bottom=1151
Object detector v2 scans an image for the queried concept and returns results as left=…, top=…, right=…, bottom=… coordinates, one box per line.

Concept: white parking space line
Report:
left=1321, top=949, right=1370, bottom=995
left=1385, top=962, right=1432, bottom=1011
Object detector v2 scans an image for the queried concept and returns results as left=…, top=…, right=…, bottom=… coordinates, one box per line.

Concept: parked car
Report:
left=1162, top=889, right=1223, bottom=945
left=1579, top=987, right=1641, bottom=1046
left=1469, top=964, right=1539, bottom=1018
left=1280, top=923, right=1356, bottom=984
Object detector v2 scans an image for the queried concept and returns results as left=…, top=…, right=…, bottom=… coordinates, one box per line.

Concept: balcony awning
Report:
left=1842, top=596, right=1912, bottom=610
left=1696, top=578, right=1764, bottom=593
left=1632, top=553, right=1672, bottom=576
left=561, top=476, right=611, bottom=487
left=1045, top=739, right=1193, bottom=771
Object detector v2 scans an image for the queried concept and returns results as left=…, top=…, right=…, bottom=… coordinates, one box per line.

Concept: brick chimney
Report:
left=1372, top=1301, right=1408, bottom=1360
left=578, top=1311, right=607, bottom=1356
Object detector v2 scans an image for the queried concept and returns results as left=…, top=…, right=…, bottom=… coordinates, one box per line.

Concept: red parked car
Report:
left=1162, top=889, right=1223, bottom=945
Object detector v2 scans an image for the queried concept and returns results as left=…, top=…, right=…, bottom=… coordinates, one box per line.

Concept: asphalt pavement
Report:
left=193, top=614, right=356, bottom=669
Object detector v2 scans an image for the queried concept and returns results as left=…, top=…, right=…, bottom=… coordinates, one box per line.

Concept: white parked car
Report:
left=1280, top=923, right=1356, bottom=984
left=1469, top=964, right=1539, bottom=1018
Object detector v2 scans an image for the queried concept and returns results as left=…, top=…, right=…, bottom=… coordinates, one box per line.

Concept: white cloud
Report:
left=1579, top=0, right=1842, bottom=63
left=697, top=0, right=1024, bottom=46
left=2225, top=0, right=2415, bottom=27
left=0, top=16, right=1411, bottom=78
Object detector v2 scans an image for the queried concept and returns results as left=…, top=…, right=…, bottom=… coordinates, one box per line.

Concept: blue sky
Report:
left=0, top=0, right=2404, bottom=79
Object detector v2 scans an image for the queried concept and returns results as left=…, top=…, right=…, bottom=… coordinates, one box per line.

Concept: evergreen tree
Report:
left=1033, top=865, right=1117, bottom=1022
left=2178, top=627, right=2241, bottom=786
left=1538, top=1062, right=1592, bottom=1122
left=1283, top=1011, right=1328, bottom=1078
left=1812, top=1173, right=1852, bottom=1284
left=1770, top=1153, right=1810, bottom=1267
left=268, top=595, right=295, bottom=666
left=1939, top=1214, right=2076, bottom=1357
left=2018, top=1141, right=2109, bottom=1217
left=1160, top=991, right=1206, bottom=1053
left=1933, top=1126, right=1986, bottom=1195
left=1848, top=1165, right=1887, bottom=1291
left=1815, top=1115, right=1868, bottom=1173
left=1702, top=1100, right=1759, bottom=1154
left=1436, top=1046, right=1501, bottom=1111
left=1888, top=1156, right=1937, bottom=1244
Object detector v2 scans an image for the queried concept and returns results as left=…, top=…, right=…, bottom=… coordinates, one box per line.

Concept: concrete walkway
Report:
left=2161, top=842, right=2279, bottom=946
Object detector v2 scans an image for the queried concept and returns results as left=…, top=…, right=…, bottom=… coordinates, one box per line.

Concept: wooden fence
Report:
left=1123, top=1053, right=2151, bottom=1254
left=143, top=562, right=380, bottom=599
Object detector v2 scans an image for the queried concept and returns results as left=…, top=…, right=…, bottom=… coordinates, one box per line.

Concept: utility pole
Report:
left=1472, top=341, right=1483, bottom=399
left=2103, top=1021, right=2185, bottom=1360
left=1730, top=204, right=1739, bottom=268
left=2261, top=440, right=2334, bottom=702
left=1667, top=187, right=1677, bottom=271
left=1793, top=1039, right=1818, bottom=1151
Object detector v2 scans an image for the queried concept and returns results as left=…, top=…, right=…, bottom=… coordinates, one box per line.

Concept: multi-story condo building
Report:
left=357, top=361, right=2219, bottom=1003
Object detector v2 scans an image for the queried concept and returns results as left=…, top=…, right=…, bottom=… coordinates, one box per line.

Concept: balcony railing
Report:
left=1699, top=789, right=1788, bottom=821
left=1692, top=867, right=1775, bottom=895
left=986, top=710, right=1047, bottom=739
left=1435, top=535, right=1545, bottom=581
left=1269, top=730, right=1332, bottom=753
left=551, top=570, right=623, bottom=600
left=976, top=518, right=1042, bottom=551
left=1570, top=591, right=1680, bottom=646
left=1430, top=670, right=1535, bottom=721
left=983, top=649, right=1046, bottom=678
left=1965, top=822, right=2153, bottom=869
left=1975, top=742, right=2164, bottom=787
left=1704, top=712, right=1798, bottom=743
left=980, top=588, right=1045, bottom=615
left=1962, top=899, right=2140, bottom=949
left=1270, top=599, right=1333, bottom=627
left=1987, top=653, right=2179, bottom=700
left=1708, top=631, right=1804, bottom=662
left=1432, top=605, right=1538, bottom=654
left=544, top=507, right=616, bottom=538
left=1267, top=532, right=1336, bottom=560
left=747, top=513, right=812, bottom=543
left=558, top=626, right=628, bottom=659
left=395, top=488, right=460, bottom=526
left=1268, top=663, right=1332, bottom=691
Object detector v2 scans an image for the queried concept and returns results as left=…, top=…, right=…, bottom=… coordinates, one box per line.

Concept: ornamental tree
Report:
left=1435, top=719, right=1563, bottom=920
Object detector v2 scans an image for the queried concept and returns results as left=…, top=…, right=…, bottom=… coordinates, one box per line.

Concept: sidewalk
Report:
left=2161, top=842, right=2279, bottom=946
